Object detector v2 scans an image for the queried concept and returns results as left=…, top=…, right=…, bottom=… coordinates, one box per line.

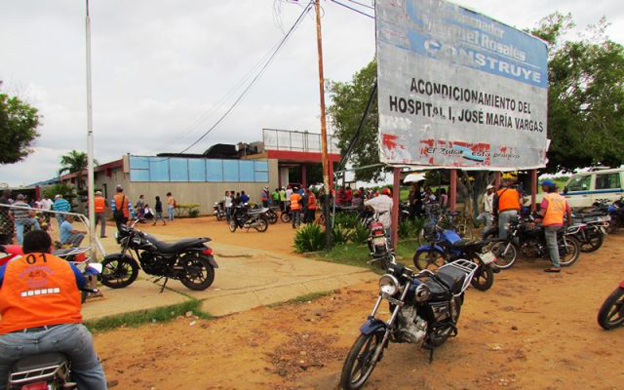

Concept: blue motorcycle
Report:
left=413, top=224, right=495, bottom=291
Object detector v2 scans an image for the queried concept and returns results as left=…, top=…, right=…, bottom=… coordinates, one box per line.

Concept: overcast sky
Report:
left=1, top=0, right=622, bottom=187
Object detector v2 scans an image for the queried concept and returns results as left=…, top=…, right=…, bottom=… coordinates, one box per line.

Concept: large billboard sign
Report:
left=376, top=0, right=549, bottom=169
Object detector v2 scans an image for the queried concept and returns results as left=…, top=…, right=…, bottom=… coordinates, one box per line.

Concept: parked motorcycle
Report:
left=606, top=197, right=624, bottom=234
left=366, top=220, right=395, bottom=270
left=483, top=215, right=581, bottom=269
left=266, top=206, right=279, bottom=224
left=101, top=221, right=218, bottom=292
left=413, top=224, right=495, bottom=291
left=597, top=280, right=624, bottom=330
left=213, top=201, right=225, bottom=221
left=567, top=217, right=608, bottom=253
left=340, top=260, right=480, bottom=389
left=229, top=204, right=269, bottom=232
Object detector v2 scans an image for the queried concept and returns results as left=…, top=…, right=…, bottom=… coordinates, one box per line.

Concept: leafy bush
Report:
left=399, top=218, right=426, bottom=239
left=176, top=203, right=201, bottom=218
left=294, top=223, right=325, bottom=253
left=332, top=226, right=349, bottom=246
left=333, top=212, right=359, bottom=229
left=349, top=223, right=370, bottom=244
left=188, top=208, right=200, bottom=218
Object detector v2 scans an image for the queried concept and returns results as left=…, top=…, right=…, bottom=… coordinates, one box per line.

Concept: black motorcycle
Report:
left=229, top=204, right=269, bottom=232
left=597, top=279, right=624, bottom=330
left=101, top=221, right=218, bottom=292
left=340, top=260, right=480, bottom=390
left=484, top=215, right=580, bottom=269
left=266, top=206, right=279, bottom=224
left=607, top=197, right=624, bottom=234
left=366, top=219, right=395, bottom=270
left=567, top=216, right=608, bottom=253
left=213, top=201, right=225, bottom=221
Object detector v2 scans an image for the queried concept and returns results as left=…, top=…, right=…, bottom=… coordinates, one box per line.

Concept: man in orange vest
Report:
left=290, top=186, right=302, bottom=228
left=493, top=178, right=522, bottom=239
left=0, top=230, right=107, bottom=389
left=93, top=190, right=108, bottom=238
left=111, top=185, right=135, bottom=231
left=538, top=180, right=572, bottom=273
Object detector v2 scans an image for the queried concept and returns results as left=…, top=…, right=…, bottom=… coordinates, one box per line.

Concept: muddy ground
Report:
left=94, top=219, right=624, bottom=390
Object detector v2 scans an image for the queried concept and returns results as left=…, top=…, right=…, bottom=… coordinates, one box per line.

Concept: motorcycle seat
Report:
left=422, top=279, right=451, bottom=301
left=451, top=240, right=484, bottom=252
left=436, top=266, right=467, bottom=294
left=12, top=353, right=67, bottom=372
left=146, top=235, right=210, bottom=254
left=248, top=208, right=267, bottom=215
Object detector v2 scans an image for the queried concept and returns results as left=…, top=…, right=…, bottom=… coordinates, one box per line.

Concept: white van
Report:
left=561, top=168, right=624, bottom=208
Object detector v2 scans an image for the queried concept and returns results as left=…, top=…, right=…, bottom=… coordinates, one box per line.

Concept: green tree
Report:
left=531, top=13, right=624, bottom=172
left=59, top=150, right=96, bottom=192
left=0, top=86, right=41, bottom=164
left=328, top=61, right=383, bottom=182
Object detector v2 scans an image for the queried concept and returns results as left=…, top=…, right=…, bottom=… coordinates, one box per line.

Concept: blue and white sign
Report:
left=376, top=0, right=549, bottom=170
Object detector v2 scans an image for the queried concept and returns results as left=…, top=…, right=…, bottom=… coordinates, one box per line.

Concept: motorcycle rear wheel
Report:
left=580, top=229, right=604, bottom=253
left=558, top=236, right=580, bottom=267
left=100, top=255, right=139, bottom=289
left=340, top=331, right=384, bottom=390
left=280, top=212, right=291, bottom=223
left=180, top=254, right=215, bottom=291
left=597, top=288, right=624, bottom=330
left=267, top=210, right=278, bottom=224
left=254, top=217, right=269, bottom=232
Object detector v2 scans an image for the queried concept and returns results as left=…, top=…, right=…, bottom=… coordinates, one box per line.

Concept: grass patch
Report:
left=313, top=240, right=420, bottom=272
left=266, top=291, right=333, bottom=308
left=85, top=299, right=213, bottom=333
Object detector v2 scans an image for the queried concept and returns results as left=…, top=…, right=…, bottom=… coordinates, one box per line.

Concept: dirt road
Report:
left=95, top=230, right=624, bottom=389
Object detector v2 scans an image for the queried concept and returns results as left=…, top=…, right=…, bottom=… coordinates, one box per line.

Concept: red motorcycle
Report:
left=597, top=280, right=624, bottom=330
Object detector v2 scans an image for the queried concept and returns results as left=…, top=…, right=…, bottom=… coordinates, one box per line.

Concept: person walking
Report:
left=11, top=194, right=40, bottom=246
left=52, top=194, right=71, bottom=230
left=153, top=196, right=166, bottom=226
left=476, top=185, right=495, bottom=228
left=166, top=192, right=176, bottom=222
left=93, top=191, right=108, bottom=238
left=290, top=187, right=302, bottom=228
left=538, top=180, right=572, bottom=273
left=0, top=190, right=13, bottom=245
left=111, top=185, right=135, bottom=230
left=0, top=230, right=108, bottom=389
left=493, top=179, right=522, bottom=240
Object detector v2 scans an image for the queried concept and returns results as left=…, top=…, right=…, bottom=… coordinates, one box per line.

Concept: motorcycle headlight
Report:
left=415, top=283, right=431, bottom=302
left=379, top=274, right=400, bottom=296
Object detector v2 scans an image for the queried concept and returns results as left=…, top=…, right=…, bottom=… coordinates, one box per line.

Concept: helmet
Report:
left=382, top=188, right=392, bottom=196
left=116, top=185, right=123, bottom=192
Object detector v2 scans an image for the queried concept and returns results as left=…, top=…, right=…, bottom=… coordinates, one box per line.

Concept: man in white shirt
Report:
left=476, top=184, right=495, bottom=227
left=364, top=188, right=394, bottom=243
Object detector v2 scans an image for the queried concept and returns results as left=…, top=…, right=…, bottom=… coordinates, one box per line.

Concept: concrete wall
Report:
left=94, top=159, right=278, bottom=215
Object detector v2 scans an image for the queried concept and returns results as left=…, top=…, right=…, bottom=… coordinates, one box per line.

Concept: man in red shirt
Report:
left=0, top=231, right=107, bottom=389
left=305, top=189, right=317, bottom=224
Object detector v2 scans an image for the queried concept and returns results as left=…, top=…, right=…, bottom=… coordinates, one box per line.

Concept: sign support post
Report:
left=392, top=167, right=400, bottom=252
left=450, top=169, right=457, bottom=212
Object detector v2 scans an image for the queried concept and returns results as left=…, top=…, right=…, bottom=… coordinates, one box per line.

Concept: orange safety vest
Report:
left=94, top=196, right=106, bottom=213
left=308, top=194, right=317, bottom=210
left=290, top=193, right=302, bottom=210
left=497, top=188, right=521, bottom=212
left=114, top=194, right=130, bottom=218
left=0, top=253, right=82, bottom=334
left=543, top=192, right=567, bottom=226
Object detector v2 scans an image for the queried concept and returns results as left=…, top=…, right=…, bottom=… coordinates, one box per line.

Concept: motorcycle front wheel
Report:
left=597, top=287, right=624, bottom=330
left=228, top=219, right=238, bottom=233
left=267, top=210, right=278, bottom=224
left=490, top=241, right=517, bottom=269
left=180, top=254, right=215, bottom=291
left=254, top=217, right=269, bottom=232
left=100, top=254, right=139, bottom=288
left=580, top=229, right=604, bottom=253
left=413, top=250, right=446, bottom=270
left=340, top=331, right=384, bottom=390
left=470, top=262, right=494, bottom=291
left=558, top=236, right=580, bottom=267
left=280, top=212, right=291, bottom=223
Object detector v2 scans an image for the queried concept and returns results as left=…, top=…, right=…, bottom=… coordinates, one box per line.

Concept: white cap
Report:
left=486, top=184, right=494, bottom=190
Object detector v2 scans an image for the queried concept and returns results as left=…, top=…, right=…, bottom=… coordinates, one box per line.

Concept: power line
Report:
left=329, top=0, right=374, bottom=19
left=344, top=0, right=374, bottom=11
left=178, top=1, right=315, bottom=154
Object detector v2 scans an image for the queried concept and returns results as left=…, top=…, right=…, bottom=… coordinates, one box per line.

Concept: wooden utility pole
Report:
left=315, top=0, right=332, bottom=249
left=315, top=0, right=330, bottom=191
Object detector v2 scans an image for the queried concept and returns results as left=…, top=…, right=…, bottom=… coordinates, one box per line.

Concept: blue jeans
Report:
left=225, top=207, right=231, bottom=222
left=498, top=210, right=518, bottom=240
left=544, top=226, right=560, bottom=268
left=0, top=324, right=107, bottom=390
left=168, top=206, right=174, bottom=221
left=291, top=210, right=301, bottom=227
left=15, top=219, right=41, bottom=245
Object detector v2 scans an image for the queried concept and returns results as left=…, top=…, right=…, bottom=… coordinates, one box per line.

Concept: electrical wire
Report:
left=178, top=1, right=314, bottom=154
left=344, top=0, right=374, bottom=11
left=328, top=0, right=374, bottom=19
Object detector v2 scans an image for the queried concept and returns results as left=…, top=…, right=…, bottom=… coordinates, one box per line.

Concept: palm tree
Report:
left=59, top=150, right=96, bottom=192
